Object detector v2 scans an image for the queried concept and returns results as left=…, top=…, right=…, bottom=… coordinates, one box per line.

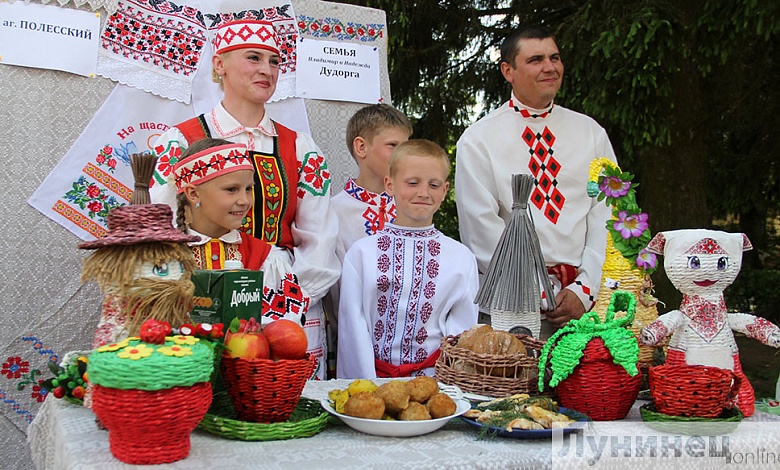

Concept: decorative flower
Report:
left=170, top=335, right=199, bottom=346
left=599, top=176, right=631, bottom=198
left=613, top=211, right=649, bottom=239
left=266, top=183, right=280, bottom=198
left=178, top=324, right=195, bottom=336
left=96, top=338, right=130, bottom=352
left=1, top=357, right=30, bottom=379
left=635, top=249, right=658, bottom=270
left=157, top=345, right=193, bottom=357
left=117, top=343, right=154, bottom=360
left=140, top=319, right=172, bottom=344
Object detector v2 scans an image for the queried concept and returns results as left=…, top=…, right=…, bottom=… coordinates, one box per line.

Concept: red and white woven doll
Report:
left=639, top=229, right=780, bottom=417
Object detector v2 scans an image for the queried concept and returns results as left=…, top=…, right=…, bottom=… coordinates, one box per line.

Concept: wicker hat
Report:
left=78, top=204, right=199, bottom=249
left=213, top=19, right=279, bottom=55
left=172, top=143, right=252, bottom=193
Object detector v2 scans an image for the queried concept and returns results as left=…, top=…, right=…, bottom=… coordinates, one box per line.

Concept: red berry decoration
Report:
left=72, top=386, right=86, bottom=400
left=179, top=324, right=195, bottom=336
left=139, top=319, right=172, bottom=344
left=52, top=386, right=65, bottom=399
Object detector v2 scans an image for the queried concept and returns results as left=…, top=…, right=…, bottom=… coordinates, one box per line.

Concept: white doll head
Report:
left=645, top=229, right=752, bottom=296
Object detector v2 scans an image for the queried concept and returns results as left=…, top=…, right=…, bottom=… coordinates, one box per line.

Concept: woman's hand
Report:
left=543, top=289, right=585, bottom=327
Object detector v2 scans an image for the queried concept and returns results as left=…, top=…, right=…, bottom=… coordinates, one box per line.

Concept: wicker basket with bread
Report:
left=435, top=324, right=550, bottom=397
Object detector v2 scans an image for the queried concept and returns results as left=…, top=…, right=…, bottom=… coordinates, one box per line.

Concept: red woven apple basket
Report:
left=221, top=354, right=316, bottom=423
left=648, top=364, right=741, bottom=418
left=91, top=382, right=212, bottom=465
left=556, top=338, right=642, bottom=421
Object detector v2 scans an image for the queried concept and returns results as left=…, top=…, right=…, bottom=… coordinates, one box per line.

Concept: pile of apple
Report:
left=223, top=317, right=308, bottom=361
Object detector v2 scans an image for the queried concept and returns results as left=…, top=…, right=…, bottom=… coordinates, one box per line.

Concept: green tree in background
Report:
left=337, top=0, right=780, bottom=317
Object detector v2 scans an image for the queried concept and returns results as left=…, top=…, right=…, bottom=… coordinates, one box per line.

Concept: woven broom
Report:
left=475, top=174, right=556, bottom=337
left=129, top=153, right=158, bottom=205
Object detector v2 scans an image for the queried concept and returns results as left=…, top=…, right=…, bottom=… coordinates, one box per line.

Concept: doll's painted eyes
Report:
left=717, top=257, right=728, bottom=270
left=153, top=263, right=170, bottom=277
left=687, top=256, right=701, bottom=269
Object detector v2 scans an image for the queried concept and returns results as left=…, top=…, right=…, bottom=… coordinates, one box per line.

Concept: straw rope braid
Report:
left=129, top=153, right=158, bottom=205
left=476, top=174, right=557, bottom=336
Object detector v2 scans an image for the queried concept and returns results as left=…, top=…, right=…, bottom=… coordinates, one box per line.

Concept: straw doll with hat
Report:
left=80, top=154, right=200, bottom=348
left=150, top=17, right=339, bottom=379
left=171, top=138, right=307, bottom=326
left=639, top=229, right=780, bottom=417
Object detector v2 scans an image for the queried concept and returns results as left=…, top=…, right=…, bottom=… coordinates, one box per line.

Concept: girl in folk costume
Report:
left=172, top=139, right=307, bottom=328
left=639, top=229, right=780, bottom=417
left=151, top=19, right=339, bottom=379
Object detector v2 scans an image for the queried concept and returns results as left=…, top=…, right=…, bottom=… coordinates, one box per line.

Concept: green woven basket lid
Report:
left=640, top=402, right=742, bottom=435
left=198, top=392, right=330, bottom=441
left=88, top=336, right=214, bottom=391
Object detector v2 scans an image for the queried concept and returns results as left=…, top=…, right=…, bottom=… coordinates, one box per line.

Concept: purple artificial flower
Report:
left=599, top=176, right=631, bottom=198
left=635, top=248, right=658, bottom=270
left=613, top=211, right=649, bottom=239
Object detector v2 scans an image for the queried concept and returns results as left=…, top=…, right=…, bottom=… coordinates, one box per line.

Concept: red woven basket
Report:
left=648, top=364, right=740, bottom=418
left=221, top=354, right=316, bottom=423
left=555, top=338, right=642, bottom=420
left=91, top=382, right=212, bottom=465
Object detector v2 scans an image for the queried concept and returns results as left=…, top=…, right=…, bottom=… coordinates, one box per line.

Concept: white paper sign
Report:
left=295, top=37, right=380, bottom=104
left=0, top=2, right=100, bottom=77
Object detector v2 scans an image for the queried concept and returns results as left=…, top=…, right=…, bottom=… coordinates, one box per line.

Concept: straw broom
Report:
left=475, top=174, right=556, bottom=337
left=129, top=153, right=158, bottom=205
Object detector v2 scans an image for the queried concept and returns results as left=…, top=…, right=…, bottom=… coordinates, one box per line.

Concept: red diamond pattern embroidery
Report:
left=523, top=126, right=563, bottom=224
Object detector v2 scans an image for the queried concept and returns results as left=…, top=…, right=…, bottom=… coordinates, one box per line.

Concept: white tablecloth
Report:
left=27, top=380, right=780, bottom=470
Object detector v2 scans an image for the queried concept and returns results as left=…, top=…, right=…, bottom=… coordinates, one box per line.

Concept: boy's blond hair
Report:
left=345, top=103, right=413, bottom=159
left=388, top=139, right=450, bottom=178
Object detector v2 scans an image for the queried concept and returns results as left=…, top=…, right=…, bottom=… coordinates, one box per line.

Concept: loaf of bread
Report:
left=456, top=324, right=527, bottom=356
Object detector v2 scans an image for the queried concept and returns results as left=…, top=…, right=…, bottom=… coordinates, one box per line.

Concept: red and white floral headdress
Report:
left=213, top=19, right=279, bottom=55
left=172, top=143, right=253, bottom=193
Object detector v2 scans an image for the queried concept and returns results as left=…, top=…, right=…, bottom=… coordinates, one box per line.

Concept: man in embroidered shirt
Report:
left=337, top=140, right=478, bottom=379
left=455, top=24, right=617, bottom=337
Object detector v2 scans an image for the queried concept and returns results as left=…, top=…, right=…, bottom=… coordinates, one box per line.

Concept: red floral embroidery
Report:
left=1, top=357, right=30, bottom=379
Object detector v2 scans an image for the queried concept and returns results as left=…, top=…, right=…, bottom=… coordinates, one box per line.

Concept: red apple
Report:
left=224, top=331, right=270, bottom=359
left=263, top=320, right=308, bottom=360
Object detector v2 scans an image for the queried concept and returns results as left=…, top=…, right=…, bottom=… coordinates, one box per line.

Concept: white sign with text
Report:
left=0, top=2, right=100, bottom=77
left=295, top=37, right=380, bottom=104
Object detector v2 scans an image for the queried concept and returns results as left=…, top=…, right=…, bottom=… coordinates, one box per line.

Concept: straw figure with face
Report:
left=79, top=154, right=200, bottom=348
left=639, top=229, right=780, bottom=416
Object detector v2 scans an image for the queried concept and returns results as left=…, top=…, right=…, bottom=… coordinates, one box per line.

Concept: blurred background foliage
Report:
left=336, top=0, right=780, bottom=321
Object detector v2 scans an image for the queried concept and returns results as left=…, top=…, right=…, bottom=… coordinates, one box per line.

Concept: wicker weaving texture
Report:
left=77, top=204, right=199, bottom=249
left=593, top=237, right=659, bottom=366
left=639, top=402, right=742, bottom=435
left=221, top=355, right=316, bottom=423
left=199, top=392, right=329, bottom=441
left=91, top=382, right=213, bottom=465
left=555, top=338, right=641, bottom=420
left=649, top=364, right=740, bottom=418
left=435, top=333, right=550, bottom=397
left=87, top=337, right=215, bottom=391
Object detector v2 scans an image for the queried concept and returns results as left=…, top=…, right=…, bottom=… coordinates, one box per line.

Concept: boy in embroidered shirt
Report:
left=337, top=140, right=479, bottom=379
left=327, top=104, right=412, bottom=376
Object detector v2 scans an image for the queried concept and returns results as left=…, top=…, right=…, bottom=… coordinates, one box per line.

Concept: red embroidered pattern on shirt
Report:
left=680, top=295, right=727, bottom=342
left=344, top=179, right=396, bottom=235
left=523, top=126, right=564, bottom=224
left=642, top=320, right=669, bottom=344
left=261, top=273, right=309, bottom=321
left=102, top=0, right=206, bottom=77
left=297, top=152, right=331, bottom=198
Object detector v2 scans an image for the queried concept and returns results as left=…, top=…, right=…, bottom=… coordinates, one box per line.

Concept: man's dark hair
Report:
left=500, top=24, right=555, bottom=67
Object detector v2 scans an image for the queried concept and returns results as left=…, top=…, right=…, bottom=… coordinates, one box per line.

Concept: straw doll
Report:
left=639, top=229, right=780, bottom=416
left=79, top=154, right=199, bottom=347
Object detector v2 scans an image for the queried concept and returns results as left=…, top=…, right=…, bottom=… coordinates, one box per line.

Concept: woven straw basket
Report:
left=91, top=382, right=212, bottom=465
left=435, top=333, right=548, bottom=397
left=221, top=354, right=316, bottom=423
left=649, top=364, right=741, bottom=418
left=555, top=337, right=642, bottom=420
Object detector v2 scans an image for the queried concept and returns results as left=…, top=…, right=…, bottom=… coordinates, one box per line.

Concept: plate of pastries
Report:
left=322, top=377, right=470, bottom=437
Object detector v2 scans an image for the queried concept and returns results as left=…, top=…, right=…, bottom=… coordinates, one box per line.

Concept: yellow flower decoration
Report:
left=117, top=343, right=154, bottom=360
left=157, top=345, right=193, bottom=357
left=168, top=335, right=199, bottom=346
left=266, top=183, right=280, bottom=198
left=96, top=338, right=131, bottom=352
